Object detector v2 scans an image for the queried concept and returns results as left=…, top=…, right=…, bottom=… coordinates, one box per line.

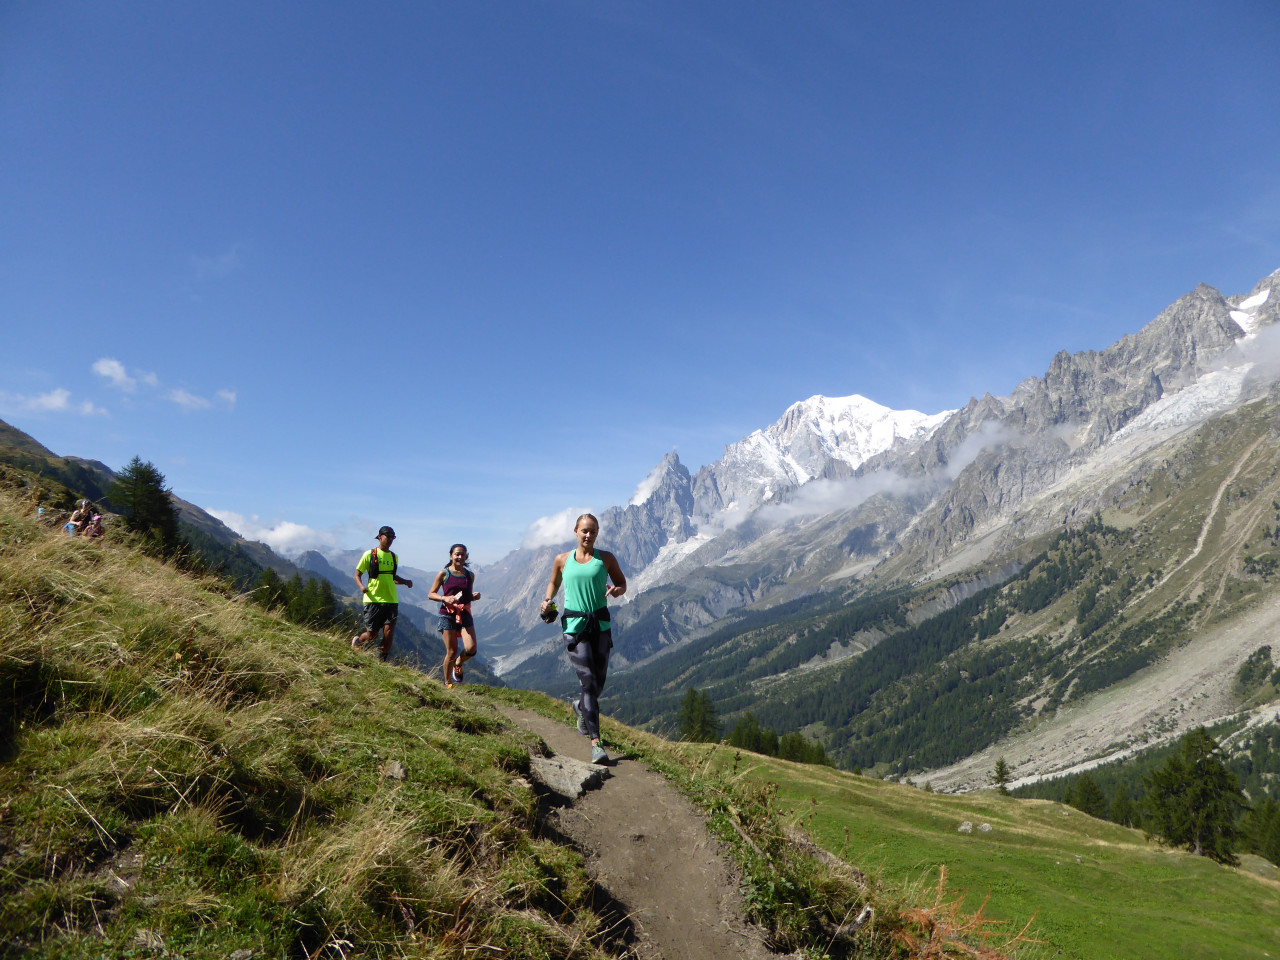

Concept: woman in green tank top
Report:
left=541, top=513, right=627, bottom=765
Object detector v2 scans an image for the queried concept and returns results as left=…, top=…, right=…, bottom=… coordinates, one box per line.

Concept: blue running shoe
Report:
left=572, top=699, right=589, bottom=736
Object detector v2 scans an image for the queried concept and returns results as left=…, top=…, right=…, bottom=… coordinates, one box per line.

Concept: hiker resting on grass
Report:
left=540, top=513, right=626, bottom=765
left=66, top=500, right=93, bottom=536
left=352, top=525, right=413, bottom=662
left=428, top=543, right=481, bottom=689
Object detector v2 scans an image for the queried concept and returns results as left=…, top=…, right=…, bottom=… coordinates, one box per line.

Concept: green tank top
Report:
left=563, top=550, right=608, bottom=634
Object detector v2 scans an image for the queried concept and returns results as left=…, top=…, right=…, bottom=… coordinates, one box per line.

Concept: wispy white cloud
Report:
left=1234, top=320, right=1280, bottom=383
left=942, top=421, right=1015, bottom=479
left=90, top=354, right=234, bottom=415
left=0, top=388, right=107, bottom=417
left=629, top=460, right=668, bottom=506
left=710, top=469, right=925, bottom=532
left=92, top=357, right=135, bottom=392
left=27, top=388, right=74, bottom=412
left=93, top=357, right=158, bottom=394
left=192, top=244, right=244, bottom=281
left=169, top=388, right=212, bottom=411
left=771, top=472, right=925, bottom=523
left=522, top=507, right=591, bottom=550
left=207, top=510, right=337, bottom=558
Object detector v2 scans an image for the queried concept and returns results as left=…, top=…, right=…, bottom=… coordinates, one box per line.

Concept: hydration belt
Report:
left=561, top=607, right=611, bottom=634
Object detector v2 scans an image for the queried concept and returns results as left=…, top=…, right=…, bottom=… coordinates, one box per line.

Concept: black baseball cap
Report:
left=376, top=526, right=396, bottom=539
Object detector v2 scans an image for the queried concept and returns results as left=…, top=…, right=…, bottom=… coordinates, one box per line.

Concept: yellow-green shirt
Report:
left=357, top=548, right=398, bottom=604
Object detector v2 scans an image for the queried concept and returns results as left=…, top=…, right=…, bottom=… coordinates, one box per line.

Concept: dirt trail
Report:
left=1158, top=435, right=1265, bottom=592
left=498, top=705, right=776, bottom=960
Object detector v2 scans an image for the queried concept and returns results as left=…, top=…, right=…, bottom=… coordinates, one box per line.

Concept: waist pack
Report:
left=562, top=607, right=610, bottom=648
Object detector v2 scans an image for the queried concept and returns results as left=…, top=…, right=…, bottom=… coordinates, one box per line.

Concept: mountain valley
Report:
left=472, top=269, right=1280, bottom=797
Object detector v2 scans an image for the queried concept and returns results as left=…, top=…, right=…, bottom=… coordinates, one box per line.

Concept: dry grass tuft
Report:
left=894, top=866, right=1043, bottom=959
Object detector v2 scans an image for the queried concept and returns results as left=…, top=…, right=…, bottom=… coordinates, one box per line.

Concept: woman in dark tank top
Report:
left=428, top=543, right=482, bottom=688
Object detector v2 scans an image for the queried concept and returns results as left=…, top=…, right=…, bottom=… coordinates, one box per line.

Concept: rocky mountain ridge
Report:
left=473, top=390, right=954, bottom=668
left=480, top=268, right=1280, bottom=686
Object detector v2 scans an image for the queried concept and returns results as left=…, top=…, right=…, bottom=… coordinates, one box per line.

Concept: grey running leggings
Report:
left=566, top=629, right=611, bottom=739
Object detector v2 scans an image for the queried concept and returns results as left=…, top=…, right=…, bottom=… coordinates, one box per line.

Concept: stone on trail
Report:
left=528, top=754, right=611, bottom=799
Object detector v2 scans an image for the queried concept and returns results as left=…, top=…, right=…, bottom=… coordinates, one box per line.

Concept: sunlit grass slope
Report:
left=701, top=746, right=1280, bottom=960
left=0, top=491, right=623, bottom=959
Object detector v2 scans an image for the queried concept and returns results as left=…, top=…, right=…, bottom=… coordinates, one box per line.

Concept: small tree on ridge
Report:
left=109, top=456, right=180, bottom=554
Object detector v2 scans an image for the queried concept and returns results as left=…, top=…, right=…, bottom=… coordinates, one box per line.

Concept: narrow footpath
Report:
left=497, top=705, right=777, bottom=960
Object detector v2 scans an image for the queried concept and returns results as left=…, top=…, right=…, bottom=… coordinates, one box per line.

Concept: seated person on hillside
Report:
left=83, top=514, right=103, bottom=539
left=67, top=500, right=93, bottom=536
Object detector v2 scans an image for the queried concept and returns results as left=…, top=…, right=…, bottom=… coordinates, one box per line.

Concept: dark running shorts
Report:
left=362, top=602, right=398, bottom=633
left=437, top=611, right=475, bottom=634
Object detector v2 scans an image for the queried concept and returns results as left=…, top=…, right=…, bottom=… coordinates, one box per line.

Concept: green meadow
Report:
left=700, top=747, right=1280, bottom=960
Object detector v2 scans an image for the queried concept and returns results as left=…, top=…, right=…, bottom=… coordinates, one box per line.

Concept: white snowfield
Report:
left=1107, top=365, right=1250, bottom=446
left=627, top=533, right=714, bottom=594
left=1230, top=286, right=1271, bottom=336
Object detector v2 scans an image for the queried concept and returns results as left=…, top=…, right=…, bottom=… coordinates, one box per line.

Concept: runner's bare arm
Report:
left=602, top=551, right=627, bottom=598
left=541, top=553, right=567, bottom=612
left=428, top=570, right=448, bottom=603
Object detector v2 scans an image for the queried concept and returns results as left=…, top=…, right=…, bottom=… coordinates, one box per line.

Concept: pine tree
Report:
left=1143, top=727, right=1246, bottom=864
left=728, top=714, right=779, bottom=756
left=991, top=756, right=1012, bottom=795
left=677, top=689, right=720, bottom=743
left=777, top=731, right=831, bottom=765
left=108, top=456, right=180, bottom=554
left=284, top=574, right=309, bottom=624
left=1242, top=797, right=1280, bottom=866
left=1265, top=807, right=1280, bottom=866
left=1072, top=773, right=1109, bottom=819
left=255, top=568, right=286, bottom=609
left=1110, top=788, right=1137, bottom=828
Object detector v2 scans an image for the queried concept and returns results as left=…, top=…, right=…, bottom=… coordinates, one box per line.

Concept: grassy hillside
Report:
left=706, top=746, right=1280, bottom=960
left=1, top=490, right=613, bottom=958
left=5, top=487, right=1020, bottom=960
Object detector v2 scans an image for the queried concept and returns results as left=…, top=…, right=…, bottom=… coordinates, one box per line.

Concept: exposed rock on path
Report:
left=498, top=705, right=777, bottom=960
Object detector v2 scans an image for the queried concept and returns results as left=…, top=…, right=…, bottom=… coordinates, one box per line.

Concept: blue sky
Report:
left=2, top=1, right=1278, bottom=564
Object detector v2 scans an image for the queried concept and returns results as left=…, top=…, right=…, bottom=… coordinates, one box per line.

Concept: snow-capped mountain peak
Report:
left=689, top=393, right=954, bottom=517
left=764, top=394, right=953, bottom=477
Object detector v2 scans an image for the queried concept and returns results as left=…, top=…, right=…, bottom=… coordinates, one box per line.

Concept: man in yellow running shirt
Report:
left=352, top=525, right=414, bottom=661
